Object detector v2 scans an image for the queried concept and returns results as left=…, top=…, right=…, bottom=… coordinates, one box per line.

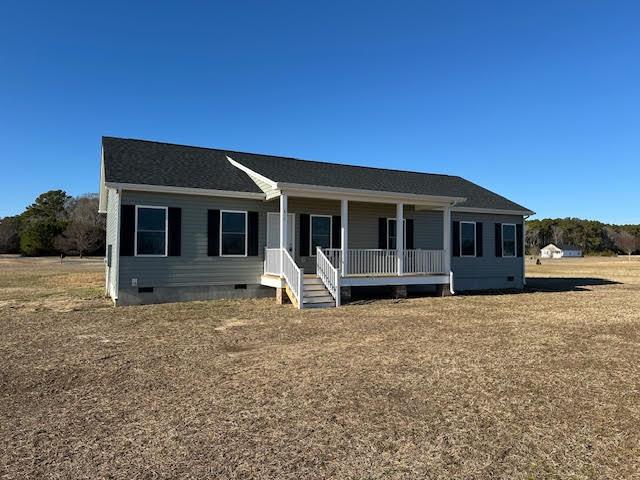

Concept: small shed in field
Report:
left=540, top=243, right=582, bottom=259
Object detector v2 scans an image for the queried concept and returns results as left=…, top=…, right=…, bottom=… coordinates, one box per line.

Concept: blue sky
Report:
left=1, top=1, right=638, bottom=222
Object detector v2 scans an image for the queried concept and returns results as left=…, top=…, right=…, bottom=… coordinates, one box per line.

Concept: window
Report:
left=135, top=206, right=167, bottom=256
left=502, top=223, right=516, bottom=257
left=311, top=215, right=332, bottom=255
left=387, top=219, right=407, bottom=249
left=460, top=221, right=476, bottom=257
left=221, top=211, right=247, bottom=256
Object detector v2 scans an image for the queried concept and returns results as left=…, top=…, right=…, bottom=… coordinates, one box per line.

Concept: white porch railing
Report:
left=264, top=248, right=281, bottom=275
left=324, top=248, right=341, bottom=270
left=316, top=247, right=340, bottom=306
left=325, top=248, right=398, bottom=276
left=282, top=248, right=303, bottom=308
left=324, top=248, right=446, bottom=276
left=403, top=249, right=445, bottom=274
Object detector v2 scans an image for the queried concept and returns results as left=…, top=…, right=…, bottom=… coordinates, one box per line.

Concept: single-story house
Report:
left=540, top=243, right=582, bottom=259
left=99, top=137, right=534, bottom=308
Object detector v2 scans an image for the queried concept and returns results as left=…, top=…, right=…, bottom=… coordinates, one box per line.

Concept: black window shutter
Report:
left=516, top=223, right=524, bottom=257
left=120, top=204, right=135, bottom=256
left=406, top=219, right=414, bottom=249
left=332, top=216, right=341, bottom=248
left=207, top=209, right=220, bottom=256
left=378, top=218, right=387, bottom=249
left=168, top=207, right=182, bottom=256
left=495, top=223, right=502, bottom=257
left=300, top=214, right=310, bottom=256
left=247, top=211, right=259, bottom=256
left=452, top=221, right=460, bottom=257
left=476, top=222, right=483, bottom=257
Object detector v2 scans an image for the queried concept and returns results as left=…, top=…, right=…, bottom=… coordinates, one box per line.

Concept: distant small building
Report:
left=540, top=243, right=583, bottom=259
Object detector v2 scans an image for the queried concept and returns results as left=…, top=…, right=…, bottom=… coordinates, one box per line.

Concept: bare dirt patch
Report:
left=1, top=256, right=639, bottom=478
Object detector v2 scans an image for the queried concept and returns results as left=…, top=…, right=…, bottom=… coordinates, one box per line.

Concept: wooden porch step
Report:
left=303, top=293, right=334, bottom=303
left=302, top=275, right=335, bottom=308
left=303, top=277, right=324, bottom=285
left=303, top=301, right=336, bottom=309
left=304, top=289, right=332, bottom=298
left=304, top=283, right=326, bottom=291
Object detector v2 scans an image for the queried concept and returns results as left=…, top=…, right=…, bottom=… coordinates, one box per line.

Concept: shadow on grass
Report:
left=341, top=278, right=622, bottom=305
left=456, top=277, right=621, bottom=296
left=524, top=277, right=621, bottom=293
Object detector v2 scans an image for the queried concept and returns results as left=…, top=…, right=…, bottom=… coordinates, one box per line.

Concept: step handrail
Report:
left=316, top=247, right=340, bottom=307
left=282, top=248, right=303, bottom=308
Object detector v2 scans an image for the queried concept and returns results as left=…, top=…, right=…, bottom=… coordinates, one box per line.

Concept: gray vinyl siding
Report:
left=105, top=188, right=119, bottom=298
left=114, top=189, right=523, bottom=296
left=451, top=212, right=524, bottom=291
left=119, top=191, right=275, bottom=289
left=411, top=209, right=443, bottom=250
left=347, top=203, right=443, bottom=250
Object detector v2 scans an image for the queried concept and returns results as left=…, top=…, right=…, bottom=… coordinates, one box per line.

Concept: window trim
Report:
left=220, top=210, right=248, bottom=257
left=134, top=205, right=168, bottom=257
left=310, top=214, right=332, bottom=256
left=501, top=223, right=517, bottom=258
left=386, top=218, right=407, bottom=250
left=460, top=221, right=477, bottom=257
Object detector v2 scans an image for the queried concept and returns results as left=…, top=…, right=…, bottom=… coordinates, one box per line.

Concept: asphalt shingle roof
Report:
left=102, top=137, right=262, bottom=193
left=102, top=137, right=532, bottom=212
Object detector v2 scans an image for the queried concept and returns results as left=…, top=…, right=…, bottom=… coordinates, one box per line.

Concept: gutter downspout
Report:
left=523, top=214, right=531, bottom=287
left=113, top=187, right=122, bottom=304
left=447, top=199, right=462, bottom=296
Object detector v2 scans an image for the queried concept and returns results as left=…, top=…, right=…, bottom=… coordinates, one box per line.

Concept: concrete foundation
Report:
left=116, top=284, right=273, bottom=306
left=391, top=285, right=408, bottom=299
left=435, top=284, right=453, bottom=297
left=452, top=275, right=524, bottom=292
left=340, top=286, right=352, bottom=303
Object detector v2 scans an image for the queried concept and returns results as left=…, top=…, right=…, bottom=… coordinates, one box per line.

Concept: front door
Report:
left=267, top=213, right=295, bottom=255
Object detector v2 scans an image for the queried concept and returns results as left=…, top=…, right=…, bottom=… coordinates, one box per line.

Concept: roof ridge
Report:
left=102, top=136, right=459, bottom=179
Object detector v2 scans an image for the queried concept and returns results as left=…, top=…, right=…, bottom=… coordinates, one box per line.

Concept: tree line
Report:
left=526, top=218, right=640, bottom=256
left=0, top=190, right=105, bottom=257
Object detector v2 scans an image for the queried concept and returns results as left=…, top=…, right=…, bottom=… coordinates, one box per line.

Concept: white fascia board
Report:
left=451, top=206, right=535, bottom=216
left=98, top=148, right=108, bottom=213
left=277, top=183, right=466, bottom=206
left=265, top=189, right=282, bottom=201
left=104, top=182, right=266, bottom=200
left=226, top=155, right=278, bottom=189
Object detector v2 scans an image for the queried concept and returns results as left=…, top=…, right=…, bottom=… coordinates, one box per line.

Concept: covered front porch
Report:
left=261, top=191, right=458, bottom=308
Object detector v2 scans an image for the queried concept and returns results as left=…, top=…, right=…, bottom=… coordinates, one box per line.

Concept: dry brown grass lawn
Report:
left=1, top=255, right=639, bottom=479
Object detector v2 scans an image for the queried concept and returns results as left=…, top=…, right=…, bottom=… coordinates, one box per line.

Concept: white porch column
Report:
left=341, top=199, right=348, bottom=277
left=396, top=202, right=404, bottom=276
left=279, top=193, right=288, bottom=275
left=443, top=205, right=451, bottom=273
